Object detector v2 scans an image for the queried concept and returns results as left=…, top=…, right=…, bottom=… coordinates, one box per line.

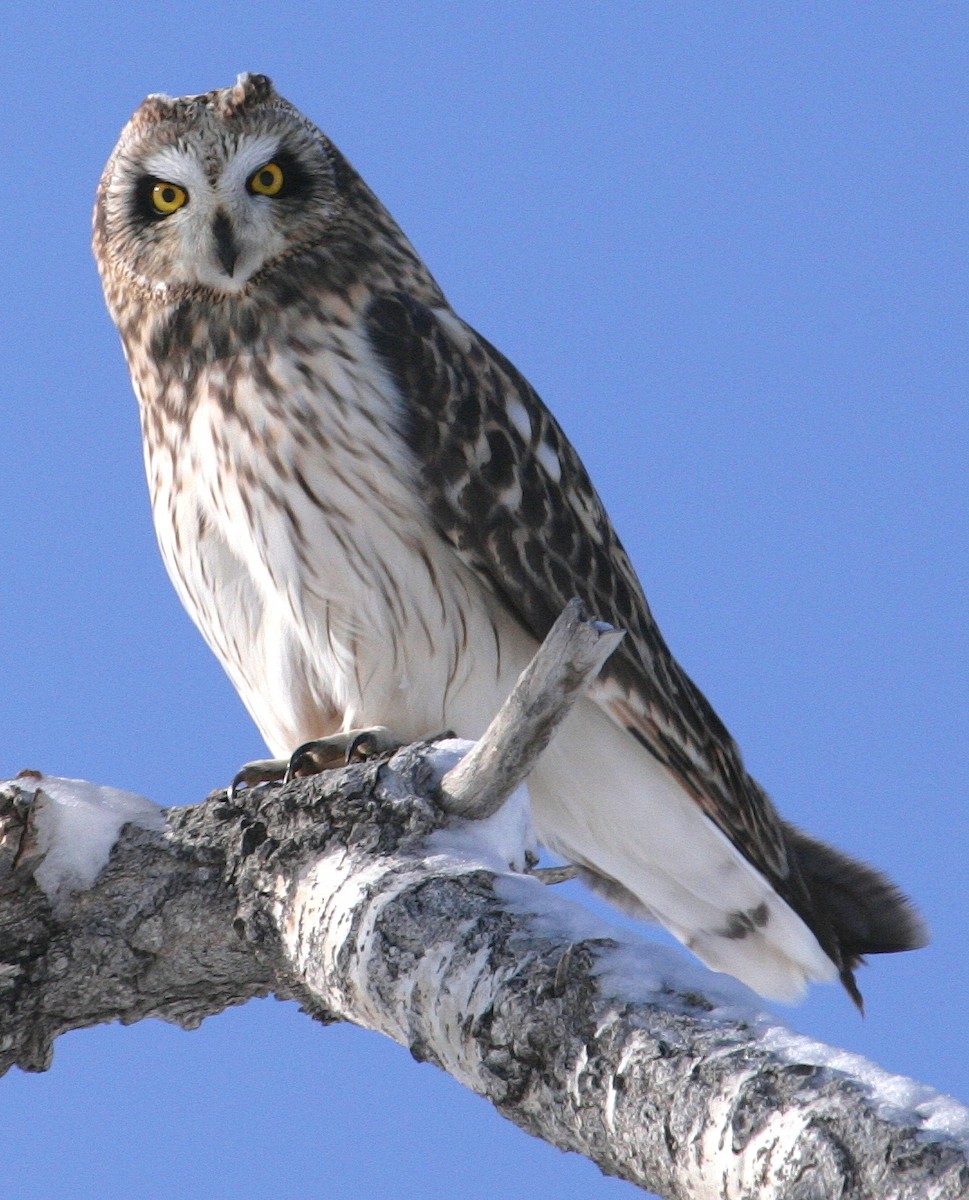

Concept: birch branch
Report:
left=0, top=609, right=966, bottom=1199
left=1, top=759, right=965, bottom=1199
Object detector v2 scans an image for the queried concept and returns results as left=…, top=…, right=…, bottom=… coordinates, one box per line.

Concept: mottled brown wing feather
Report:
left=365, top=292, right=797, bottom=884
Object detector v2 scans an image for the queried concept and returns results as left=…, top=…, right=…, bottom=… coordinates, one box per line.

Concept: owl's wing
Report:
left=366, top=297, right=791, bottom=870
left=365, top=292, right=926, bottom=997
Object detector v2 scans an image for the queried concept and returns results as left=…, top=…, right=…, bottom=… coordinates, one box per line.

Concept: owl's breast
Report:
left=142, top=319, right=533, bottom=753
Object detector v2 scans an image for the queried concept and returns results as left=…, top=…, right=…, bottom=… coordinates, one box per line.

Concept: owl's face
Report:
left=94, top=75, right=342, bottom=299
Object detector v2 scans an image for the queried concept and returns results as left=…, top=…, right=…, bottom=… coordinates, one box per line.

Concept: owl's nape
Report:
left=94, top=73, right=927, bottom=1007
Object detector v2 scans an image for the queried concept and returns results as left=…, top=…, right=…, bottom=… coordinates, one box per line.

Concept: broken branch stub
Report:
left=438, top=599, right=624, bottom=820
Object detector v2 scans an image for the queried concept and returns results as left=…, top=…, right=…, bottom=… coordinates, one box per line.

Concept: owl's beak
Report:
left=211, top=211, right=240, bottom=278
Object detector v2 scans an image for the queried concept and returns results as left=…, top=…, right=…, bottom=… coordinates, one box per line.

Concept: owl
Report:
left=93, top=73, right=926, bottom=1006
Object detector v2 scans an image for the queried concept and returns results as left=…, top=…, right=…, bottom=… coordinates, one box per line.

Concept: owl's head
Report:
left=94, top=73, right=374, bottom=301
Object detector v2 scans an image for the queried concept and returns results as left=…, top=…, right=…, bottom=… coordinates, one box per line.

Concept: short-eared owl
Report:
left=94, top=73, right=925, bottom=1005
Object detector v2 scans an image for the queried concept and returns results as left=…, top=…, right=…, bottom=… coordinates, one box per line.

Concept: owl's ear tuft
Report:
left=223, top=73, right=277, bottom=114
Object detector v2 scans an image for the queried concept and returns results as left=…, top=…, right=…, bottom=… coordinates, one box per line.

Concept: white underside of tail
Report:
left=528, top=697, right=837, bottom=1003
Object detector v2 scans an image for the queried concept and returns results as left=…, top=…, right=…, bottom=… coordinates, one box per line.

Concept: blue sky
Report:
left=2, top=5, right=966, bottom=1197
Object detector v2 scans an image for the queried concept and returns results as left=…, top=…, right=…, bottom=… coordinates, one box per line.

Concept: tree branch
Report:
left=1, top=610, right=966, bottom=1199
left=2, top=761, right=965, bottom=1197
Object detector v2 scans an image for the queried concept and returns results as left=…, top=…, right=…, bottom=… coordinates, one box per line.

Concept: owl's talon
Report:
left=531, top=865, right=579, bottom=886
left=229, top=757, right=290, bottom=800
left=344, top=726, right=401, bottom=763
left=285, top=726, right=402, bottom=781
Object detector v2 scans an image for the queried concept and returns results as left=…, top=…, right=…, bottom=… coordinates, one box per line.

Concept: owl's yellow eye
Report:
left=248, top=161, right=285, bottom=196
left=151, top=182, right=188, bottom=214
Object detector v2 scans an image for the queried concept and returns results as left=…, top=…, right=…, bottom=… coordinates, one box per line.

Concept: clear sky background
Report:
left=1, top=5, right=966, bottom=1198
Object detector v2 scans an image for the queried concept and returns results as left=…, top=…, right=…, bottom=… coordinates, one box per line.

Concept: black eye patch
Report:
left=253, top=150, right=311, bottom=200
left=133, top=175, right=187, bottom=223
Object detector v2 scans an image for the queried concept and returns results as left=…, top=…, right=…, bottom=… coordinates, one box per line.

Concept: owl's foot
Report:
left=229, top=727, right=402, bottom=799
left=287, top=726, right=402, bottom=777
left=230, top=757, right=290, bottom=798
left=531, top=865, right=579, bottom=885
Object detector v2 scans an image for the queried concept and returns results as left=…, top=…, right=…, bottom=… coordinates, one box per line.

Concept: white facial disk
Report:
left=141, top=134, right=292, bottom=292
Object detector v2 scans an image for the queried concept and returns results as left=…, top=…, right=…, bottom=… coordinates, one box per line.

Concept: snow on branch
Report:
left=0, top=611, right=966, bottom=1199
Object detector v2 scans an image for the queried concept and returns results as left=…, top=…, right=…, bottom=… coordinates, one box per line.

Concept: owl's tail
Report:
left=779, top=823, right=928, bottom=1009
left=527, top=696, right=925, bottom=1006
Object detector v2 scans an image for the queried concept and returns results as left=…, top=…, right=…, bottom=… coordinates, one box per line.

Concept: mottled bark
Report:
left=0, top=748, right=965, bottom=1200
